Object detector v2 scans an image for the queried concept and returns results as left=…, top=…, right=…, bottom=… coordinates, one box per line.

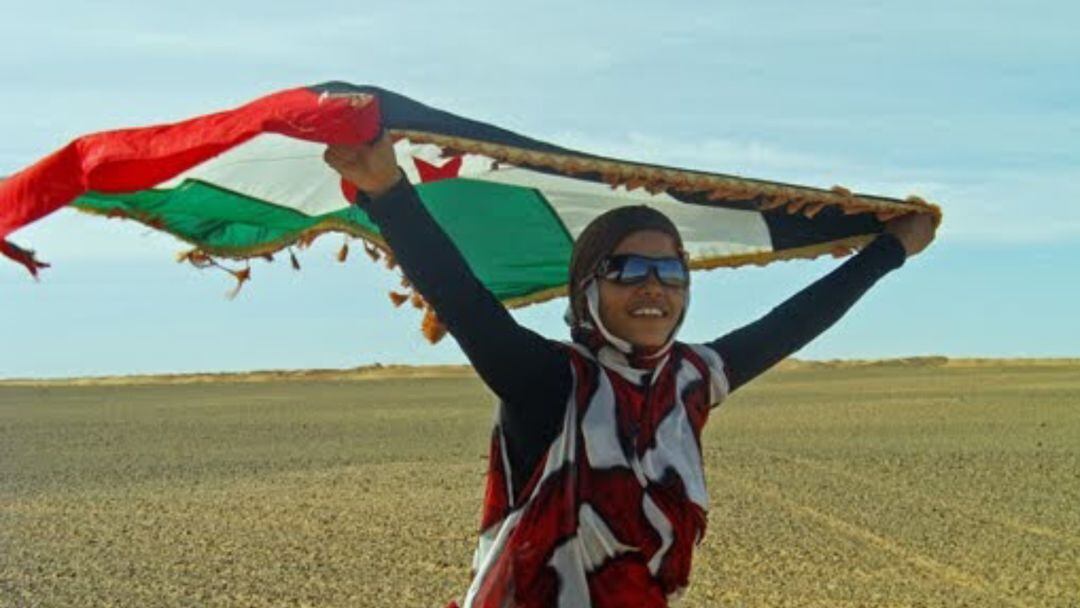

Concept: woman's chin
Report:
left=626, top=333, right=670, bottom=352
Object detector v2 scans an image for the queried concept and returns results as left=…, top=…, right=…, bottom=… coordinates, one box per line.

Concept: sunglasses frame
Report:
left=595, top=254, right=690, bottom=288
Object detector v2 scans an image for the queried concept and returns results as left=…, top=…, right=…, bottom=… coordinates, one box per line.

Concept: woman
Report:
left=325, top=134, right=934, bottom=608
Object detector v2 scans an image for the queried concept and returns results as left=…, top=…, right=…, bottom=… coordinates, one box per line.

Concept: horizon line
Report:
left=4, top=356, right=1079, bottom=387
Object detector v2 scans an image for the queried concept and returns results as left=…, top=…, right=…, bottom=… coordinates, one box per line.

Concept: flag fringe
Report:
left=421, top=305, right=448, bottom=343
left=161, top=222, right=884, bottom=340
left=0, top=240, right=50, bottom=278
left=52, top=143, right=929, bottom=342
left=391, top=129, right=943, bottom=229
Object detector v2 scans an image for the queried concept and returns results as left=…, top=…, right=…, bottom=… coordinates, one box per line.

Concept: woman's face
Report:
left=597, top=230, right=687, bottom=350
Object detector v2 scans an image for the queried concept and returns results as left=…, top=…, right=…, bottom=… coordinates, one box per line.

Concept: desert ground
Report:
left=2, top=358, right=1078, bottom=607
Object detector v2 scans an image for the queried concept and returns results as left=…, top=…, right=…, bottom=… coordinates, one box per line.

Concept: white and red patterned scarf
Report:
left=455, top=281, right=729, bottom=608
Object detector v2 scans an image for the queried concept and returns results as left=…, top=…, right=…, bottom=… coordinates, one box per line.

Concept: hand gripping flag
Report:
left=0, top=82, right=941, bottom=341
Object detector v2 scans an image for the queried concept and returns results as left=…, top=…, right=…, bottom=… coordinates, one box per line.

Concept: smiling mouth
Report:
left=629, top=306, right=668, bottom=318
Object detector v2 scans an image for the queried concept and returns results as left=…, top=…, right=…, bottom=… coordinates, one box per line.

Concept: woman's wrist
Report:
left=365, top=167, right=405, bottom=199
left=358, top=168, right=412, bottom=211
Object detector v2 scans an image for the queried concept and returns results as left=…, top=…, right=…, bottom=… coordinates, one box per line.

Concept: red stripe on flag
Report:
left=0, top=86, right=382, bottom=275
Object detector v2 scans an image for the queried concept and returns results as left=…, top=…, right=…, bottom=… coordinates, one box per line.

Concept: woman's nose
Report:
left=636, top=271, right=665, bottom=294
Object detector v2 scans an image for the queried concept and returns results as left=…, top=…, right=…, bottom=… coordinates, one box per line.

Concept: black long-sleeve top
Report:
left=361, top=177, right=907, bottom=489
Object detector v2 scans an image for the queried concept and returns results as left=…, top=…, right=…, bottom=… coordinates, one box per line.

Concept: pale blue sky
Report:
left=2, top=0, right=1077, bottom=378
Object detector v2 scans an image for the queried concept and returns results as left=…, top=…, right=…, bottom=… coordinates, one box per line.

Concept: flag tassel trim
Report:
left=391, top=129, right=943, bottom=228
left=71, top=196, right=887, bottom=343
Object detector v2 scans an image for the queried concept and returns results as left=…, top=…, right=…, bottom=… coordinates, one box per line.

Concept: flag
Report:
left=0, top=82, right=941, bottom=339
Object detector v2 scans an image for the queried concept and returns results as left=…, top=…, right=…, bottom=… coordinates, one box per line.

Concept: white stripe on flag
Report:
left=158, top=134, right=775, bottom=259
left=479, top=167, right=774, bottom=258
left=160, top=134, right=349, bottom=216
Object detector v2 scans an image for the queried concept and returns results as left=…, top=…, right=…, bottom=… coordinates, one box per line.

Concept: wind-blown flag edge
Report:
left=0, top=86, right=381, bottom=274
left=0, top=82, right=942, bottom=340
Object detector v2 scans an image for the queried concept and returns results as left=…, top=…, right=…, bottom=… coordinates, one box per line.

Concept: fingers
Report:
left=886, top=212, right=937, bottom=258
left=902, top=213, right=935, bottom=241
left=324, top=130, right=391, bottom=167
left=372, top=124, right=387, bottom=144
left=885, top=212, right=933, bottom=236
left=371, top=127, right=397, bottom=156
left=323, top=144, right=357, bottom=168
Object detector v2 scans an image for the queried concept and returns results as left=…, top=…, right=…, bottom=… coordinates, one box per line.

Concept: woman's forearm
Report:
left=708, top=233, right=907, bottom=392
left=361, top=178, right=571, bottom=492
left=361, top=178, right=571, bottom=402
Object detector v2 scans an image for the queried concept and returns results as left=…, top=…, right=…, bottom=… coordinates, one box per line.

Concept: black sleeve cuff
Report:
left=859, top=232, right=908, bottom=273
left=353, top=169, right=412, bottom=218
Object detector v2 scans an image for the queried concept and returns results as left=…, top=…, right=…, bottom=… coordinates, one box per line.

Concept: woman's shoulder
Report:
left=675, top=340, right=721, bottom=360
left=555, top=340, right=597, bottom=363
left=674, top=341, right=731, bottom=406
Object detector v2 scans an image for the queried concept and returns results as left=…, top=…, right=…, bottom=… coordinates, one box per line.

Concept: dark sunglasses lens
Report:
left=607, top=256, right=687, bottom=287
left=655, top=259, right=689, bottom=287
left=617, top=256, right=652, bottom=283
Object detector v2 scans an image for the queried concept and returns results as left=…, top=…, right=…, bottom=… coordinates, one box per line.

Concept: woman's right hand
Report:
left=884, top=212, right=937, bottom=258
left=323, top=131, right=402, bottom=198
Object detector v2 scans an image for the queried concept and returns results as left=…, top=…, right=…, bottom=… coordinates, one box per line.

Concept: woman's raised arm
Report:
left=707, top=213, right=935, bottom=393
left=324, top=138, right=572, bottom=412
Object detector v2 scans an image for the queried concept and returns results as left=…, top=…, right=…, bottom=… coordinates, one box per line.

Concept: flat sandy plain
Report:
left=2, top=358, right=1078, bottom=607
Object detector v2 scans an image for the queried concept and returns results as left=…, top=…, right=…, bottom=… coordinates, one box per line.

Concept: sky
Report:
left=1, top=0, right=1077, bottom=378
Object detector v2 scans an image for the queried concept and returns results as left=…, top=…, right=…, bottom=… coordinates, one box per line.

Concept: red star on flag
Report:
left=413, top=155, right=463, bottom=183
left=339, top=154, right=464, bottom=203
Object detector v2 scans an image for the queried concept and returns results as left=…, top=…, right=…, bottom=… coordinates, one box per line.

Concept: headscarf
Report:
left=565, top=205, right=689, bottom=368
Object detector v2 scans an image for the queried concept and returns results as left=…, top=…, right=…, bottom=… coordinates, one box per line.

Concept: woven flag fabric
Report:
left=0, top=82, right=941, bottom=337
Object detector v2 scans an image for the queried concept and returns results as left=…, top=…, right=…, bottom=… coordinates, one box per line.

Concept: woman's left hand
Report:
left=884, top=213, right=937, bottom=258
left=324, top=131, right=402, bottom=198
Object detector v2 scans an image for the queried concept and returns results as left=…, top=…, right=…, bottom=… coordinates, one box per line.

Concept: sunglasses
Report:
left=595, top=254, right=690, bottom=288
